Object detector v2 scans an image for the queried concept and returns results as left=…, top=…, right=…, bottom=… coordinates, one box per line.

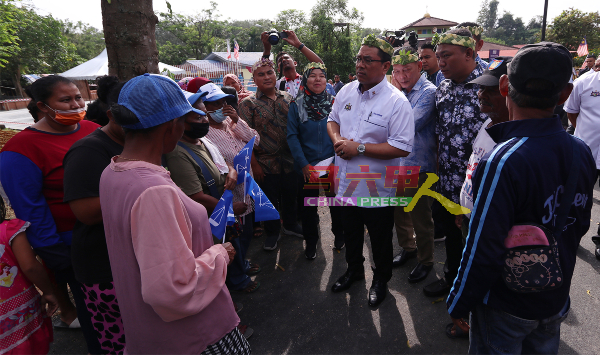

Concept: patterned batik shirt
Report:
left=435, top=62, right=489, bottom=204
left=239, top=89, right=294, bottom=175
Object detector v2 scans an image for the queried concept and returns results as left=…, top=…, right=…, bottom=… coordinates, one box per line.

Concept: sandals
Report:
left=236, top=280, right=260, bottom=294
left=445, top=322, right=469, bottom=339
left=246, top=262, right=261, bottom=276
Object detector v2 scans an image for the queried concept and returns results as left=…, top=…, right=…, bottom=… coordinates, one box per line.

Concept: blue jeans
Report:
left=469, top=300, right=570, bottom=354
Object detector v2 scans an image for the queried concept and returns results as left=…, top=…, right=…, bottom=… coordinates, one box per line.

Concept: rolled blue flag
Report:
left=209, top=190, right=234, bottom=241
left=233, top=136, right=256, bottom=184
left=244, top=171, right=280, bottom=222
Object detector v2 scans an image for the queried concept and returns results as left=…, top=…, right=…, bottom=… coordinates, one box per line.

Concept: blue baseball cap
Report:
left=198, top=83, right=234, bottom=102
left=118, top=73, right=205, bottom=129
left=183, top=90, right=208, bottom=108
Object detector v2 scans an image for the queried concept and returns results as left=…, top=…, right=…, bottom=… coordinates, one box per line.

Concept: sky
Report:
left=29, top=0, right=588, bottom=34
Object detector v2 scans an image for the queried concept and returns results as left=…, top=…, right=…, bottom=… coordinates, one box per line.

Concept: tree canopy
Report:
left=547, top=8, right=600, bottom=53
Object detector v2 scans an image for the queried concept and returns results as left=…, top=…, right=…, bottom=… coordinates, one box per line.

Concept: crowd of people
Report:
left=0, top=22, right=598, bottom=355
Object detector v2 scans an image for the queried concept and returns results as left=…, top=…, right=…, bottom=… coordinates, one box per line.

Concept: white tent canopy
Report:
left=61, top=49, right=185, bottom=80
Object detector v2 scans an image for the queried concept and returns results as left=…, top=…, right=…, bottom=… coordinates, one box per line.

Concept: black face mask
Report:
left=184, top=122, right=210, bottom=139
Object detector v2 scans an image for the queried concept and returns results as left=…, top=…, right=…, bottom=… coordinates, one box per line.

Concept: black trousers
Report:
left=259, top=172, right=298, bottom=236
left=343, top=206, right=395, bottom=282
left=438, top=207, right=464, bottom=284
left=300, top=178, right=344, bottom=249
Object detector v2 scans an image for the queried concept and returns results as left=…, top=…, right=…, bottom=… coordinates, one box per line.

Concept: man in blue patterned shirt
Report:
left=423, top=27, right=489, bottom=298
left=390, top=48, right=438, bottom=284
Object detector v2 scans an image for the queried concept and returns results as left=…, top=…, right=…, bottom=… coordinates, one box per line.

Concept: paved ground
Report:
left=2, top=109, right=596, bottom=354
left=48, top=186, right=600, bottom=354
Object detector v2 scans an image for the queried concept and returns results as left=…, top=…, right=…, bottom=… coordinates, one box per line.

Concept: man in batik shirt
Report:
left=423, top=27, right=489, bottom=298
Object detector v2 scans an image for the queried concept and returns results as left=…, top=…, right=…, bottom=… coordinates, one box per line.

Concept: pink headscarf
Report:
left=223, top=74, right=252, bottom=101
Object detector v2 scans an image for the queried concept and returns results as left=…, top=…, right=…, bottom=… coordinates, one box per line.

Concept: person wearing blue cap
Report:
left=165, top=86, right=261, bottom=296
left=98, top=74, right=249, bottom=354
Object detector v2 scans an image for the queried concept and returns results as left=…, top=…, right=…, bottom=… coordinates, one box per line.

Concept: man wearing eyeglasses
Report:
left=327, top=35, right=415, bottom=307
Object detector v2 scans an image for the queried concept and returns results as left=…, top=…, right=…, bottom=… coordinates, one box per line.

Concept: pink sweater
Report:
left=99, top=158, right=238, bottom=354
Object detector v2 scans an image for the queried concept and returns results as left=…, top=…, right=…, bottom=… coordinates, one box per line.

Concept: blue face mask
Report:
left=208, top=108, right=226, bottom=123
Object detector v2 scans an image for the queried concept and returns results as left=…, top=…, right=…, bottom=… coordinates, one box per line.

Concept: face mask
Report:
left=208, top=108, right=226, bottom=123
left=45, top=104, right=86, bottom=126
left=184, top=121, right=210, bottom=139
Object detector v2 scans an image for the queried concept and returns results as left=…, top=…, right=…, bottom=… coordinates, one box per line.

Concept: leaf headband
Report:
left=304, top=62, right=327, bottom=73
left=361, top=34, right=394, bottom=57
left=392, top=49, right=419, bottom=65
left=460, top=25, right=483, bottom=37
left=431, top=33, right=476, bottom=50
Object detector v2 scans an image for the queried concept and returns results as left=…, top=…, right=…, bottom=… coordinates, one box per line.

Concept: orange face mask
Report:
left=45, top=104, right=86, bottom=126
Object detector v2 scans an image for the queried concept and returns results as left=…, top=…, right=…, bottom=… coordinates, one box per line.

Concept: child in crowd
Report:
left=0, top=198, right=58, bottom=354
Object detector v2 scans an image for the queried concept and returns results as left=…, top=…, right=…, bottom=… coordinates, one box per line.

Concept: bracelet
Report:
left=298, top=43, right=305, bottom=51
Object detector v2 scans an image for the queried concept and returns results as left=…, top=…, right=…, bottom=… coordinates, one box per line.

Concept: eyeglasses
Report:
left=354, top=56, right=386, bottom=65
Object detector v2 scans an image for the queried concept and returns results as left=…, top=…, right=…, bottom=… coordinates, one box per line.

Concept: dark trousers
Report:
left=597, top=170, right=600, bottom=235
left=259, top=172, right=298, bottom=236
left=227, top=213, right=254, bottom=290
left=54, top=267, right=103, bottom=354
left=301, top=178, right=344, bottom=249
left=438, top=207, right=464, bottom=284
left=431, top=199, right=446, bottom=240
left=343, top=206, right=395, bottom=282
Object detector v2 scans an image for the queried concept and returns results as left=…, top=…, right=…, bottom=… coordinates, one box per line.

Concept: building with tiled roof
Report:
left=401, top=13, right=458, bottom=39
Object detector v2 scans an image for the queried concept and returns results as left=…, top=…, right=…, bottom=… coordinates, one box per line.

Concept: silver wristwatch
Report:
left=357, top=143, right=366, bottom=155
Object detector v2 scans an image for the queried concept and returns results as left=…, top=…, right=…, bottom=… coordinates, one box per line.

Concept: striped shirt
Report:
left=206, top=118, right=260, bottom=216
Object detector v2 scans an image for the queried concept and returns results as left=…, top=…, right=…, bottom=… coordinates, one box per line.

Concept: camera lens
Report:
left=268, top=30, right=280, bottom=45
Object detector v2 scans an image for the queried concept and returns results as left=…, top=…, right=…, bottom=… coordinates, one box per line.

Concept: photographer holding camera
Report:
left=261, top=30, right=323, bottom=97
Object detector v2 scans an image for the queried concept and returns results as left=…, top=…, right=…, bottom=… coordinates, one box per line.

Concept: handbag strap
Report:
left=552, top=136, right=581, bottom=238
left=177, top=142, right=219, bottom=198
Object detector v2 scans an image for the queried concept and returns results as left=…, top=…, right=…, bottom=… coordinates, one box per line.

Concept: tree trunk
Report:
left=101, top=0, right=159, bottom=80
left=12, top=65, right=24, bottom=98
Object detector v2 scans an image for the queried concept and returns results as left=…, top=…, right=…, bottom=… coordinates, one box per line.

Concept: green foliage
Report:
left=547, top=8, right=600, bottom=51
left=476, top=0, right=540, bottom=46
left=0, top=0, right=21, bottom=67
left=61, top=20, right=105, bottom=60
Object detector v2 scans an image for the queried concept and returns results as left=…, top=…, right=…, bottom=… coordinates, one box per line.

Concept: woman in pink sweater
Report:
left=99, top=73, right=249, bottom=354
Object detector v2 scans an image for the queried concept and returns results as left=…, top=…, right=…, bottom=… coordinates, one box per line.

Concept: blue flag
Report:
left=233, top=136, right=256, bottom=184
left=244, top=171, right=280, bottom=222
left=209, top=190, right=235, bottom=242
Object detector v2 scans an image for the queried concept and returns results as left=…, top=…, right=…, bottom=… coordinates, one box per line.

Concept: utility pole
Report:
left=541, top=0, right=548, bottom=41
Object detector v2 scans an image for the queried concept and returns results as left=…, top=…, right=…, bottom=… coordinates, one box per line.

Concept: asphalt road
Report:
left=49, top=184, right=600, bottom=354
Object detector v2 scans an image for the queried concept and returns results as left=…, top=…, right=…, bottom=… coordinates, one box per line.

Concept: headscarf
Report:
left=223, top=74, right=252, bottom=101
left=296, top=62, right=334, bottom=123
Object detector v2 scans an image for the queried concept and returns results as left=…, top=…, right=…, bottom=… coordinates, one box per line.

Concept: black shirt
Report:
left=63, top=128, right=123, bottom=284
left=423, top=70, right=439, bottom=85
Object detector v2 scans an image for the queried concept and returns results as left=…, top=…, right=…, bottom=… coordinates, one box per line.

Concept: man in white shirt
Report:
left=564, top=68, right=600, bottom=259
left=327, top=35, right=415, bottom=307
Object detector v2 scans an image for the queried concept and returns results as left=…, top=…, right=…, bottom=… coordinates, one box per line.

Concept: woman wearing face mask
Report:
left=99, top=73, right=247, bottom=354
left=203, top=84, right=263, bottom=292
left=287, top=63, right=345, bottom=259
left=164, top=86, right=260, bottom=295
left=0, top=76, right=103, bottom=353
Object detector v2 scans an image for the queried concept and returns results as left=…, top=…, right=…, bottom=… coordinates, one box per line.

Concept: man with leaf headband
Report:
left=435, top=22, right=488, bottom=86
left=422, top=27, right=489, bottom=299
left=390, top=49, right=438, bottom=284
left=327, top=35, right=414, bottom=307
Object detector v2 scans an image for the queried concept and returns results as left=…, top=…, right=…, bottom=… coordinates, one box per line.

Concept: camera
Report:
left=267, top=29, right=288, bottom=45
left=407, top=31, right=419, bottom=49
left=385, top=30, right=406, bottom=47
